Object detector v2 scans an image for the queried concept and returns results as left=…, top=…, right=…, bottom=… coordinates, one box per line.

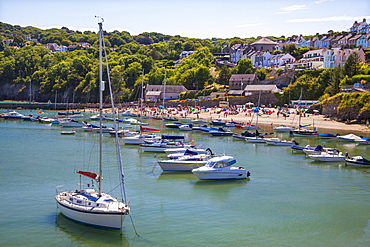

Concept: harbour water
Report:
left=1, top=110, right=370, bottom=247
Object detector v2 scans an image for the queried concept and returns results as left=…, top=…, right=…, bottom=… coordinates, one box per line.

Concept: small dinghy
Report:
left=61, top=131, right=76, bottom=135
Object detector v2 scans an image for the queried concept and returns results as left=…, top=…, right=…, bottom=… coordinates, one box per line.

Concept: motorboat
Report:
left=191, top=155, right=250, bottom=180
left=336, top=134, right=362, bottom=142
left=245, top=136, right=266, bottom=143
left=345, top=156, right=370, bottom=166
left=192, top=124, right=207, bottom=131
left=291, top=145, right=312, bottom=153
left=21, top=115, right=35, bottom=121
left=191, top=119, right=208, bottom=124
left=120, top=110, right=138, bottom=117
left=126, top=118, right=148, bottom=125
left=209, top=127, right=233, bottom=136
left=302, top=145, right=338, bottom=156
left=82, top=123, right=114, bottom=133
left=179, top=124, right=193, bottom=131
left=244, top=130, right=273, bottom=143
left=308, top=151, right=346, bottom=162
left=265, top=138, right=297, bottom=146
left=59, top=119, right=87, bottom=128
left=39, top=117, right=59, bottom=124
left=90, top=114, right=106, bottom=120
left=165, top=122, right=183, bottom=129
left=210, top=119, right=226, bottom=126
left=157, top=154, right=212, bottom=171
left=232, top=130, right=257, bottom=140
left=354, top=138, right=370, bottom=145
left=1, top=111, right=24, bottom=119
left=273, top=125, right=293, bottom=132
left=317, top=133, right=338, bottom=139
left=200, top=127, right=220, bottom=133
left=163, top=117, right=178, bottom=121
left=109, top=129, right=137, bottom=137
left=303, top=147, right=338, bottom=156
left=57, top=111, right=82, bottom=116
left=122, top=133, right=161, bottom=145
left=166, top=148, right=213, bottom=159
left=141, top=140, right=191, bottom=153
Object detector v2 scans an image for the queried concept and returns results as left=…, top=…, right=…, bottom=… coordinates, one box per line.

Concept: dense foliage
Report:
left=0, top=22, right=369, bottom=106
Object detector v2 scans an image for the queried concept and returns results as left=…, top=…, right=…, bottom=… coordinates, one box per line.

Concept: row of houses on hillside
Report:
left=227, top=38, right=296, bottom=68
left=144, top=73, right=285, bottom=102
left=276, top=33, right=370, bottom=50
left=287, top=47, right=366, bottom=69
left=350, top=18, right=370, bottom=33
left=227, top=33, right=370, bottom=66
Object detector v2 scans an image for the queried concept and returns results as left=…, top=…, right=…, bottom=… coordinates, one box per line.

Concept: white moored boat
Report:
left=157, top=154, right=211, bottom=171
left=55, top=20, right=130, bottom=230
left=192, top=155, right=250, bottom=180
left=1, top=110, right=25, bottom=119
left=59, top=119, right=87, bottom=128
left=141, top=140, right=191, bottom=152
left=336, top=134, right=362, bottom=142
left=265, top=138, right=296, bottom=146
left=122, top=133, right=161, bottom=145
left=308, top=151, right=346, bottom=162
left=273, top=125, right=293, bottom=132
left=245, top=136, right=266, bottom=143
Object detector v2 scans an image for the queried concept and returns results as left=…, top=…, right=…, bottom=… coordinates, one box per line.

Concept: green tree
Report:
left=343, top=52, right=361, bottom=78
left=217, top=65, right=231, bottom=85
left=233, top=58, right=254, bottom=74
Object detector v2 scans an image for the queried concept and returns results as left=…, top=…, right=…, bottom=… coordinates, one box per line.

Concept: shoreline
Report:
left=81, top=107, right=370, bottom=135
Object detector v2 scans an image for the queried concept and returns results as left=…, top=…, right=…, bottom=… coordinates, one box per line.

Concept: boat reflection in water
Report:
left=55, top=213, right=128, bottom=245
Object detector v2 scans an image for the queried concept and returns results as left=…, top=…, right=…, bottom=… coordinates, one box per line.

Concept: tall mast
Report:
left=162, top=70, right=166, bottom=118
left=298, top=88, right=302, bottom=130
left=98, top=21, right=104, bottom=196
left=141, top=69, right=144, bottom=115
left=29, top=80, right=32, bottom=104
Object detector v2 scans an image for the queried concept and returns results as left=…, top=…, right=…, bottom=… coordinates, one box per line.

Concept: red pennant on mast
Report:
left=140, top=126, right=160, bottom=132
left=77, top=171, right=100, bottom=181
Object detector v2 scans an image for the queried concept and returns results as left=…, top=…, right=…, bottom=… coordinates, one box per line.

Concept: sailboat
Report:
left=290, top=89, right=317, bottom=137
left=122, top=70, right=160, bottom=145
left=55, top=20, right=130, bottom=230
left=244, top=91, right=272, bottom=143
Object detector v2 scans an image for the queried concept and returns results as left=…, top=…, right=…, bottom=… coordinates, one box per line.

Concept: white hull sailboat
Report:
left=55, top=188, right=129, bottom=229
left=55, top=20, right=130, bottom=230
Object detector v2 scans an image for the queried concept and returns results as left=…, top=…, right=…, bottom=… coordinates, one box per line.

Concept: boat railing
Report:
left=55, top=185, right=65, bottom=195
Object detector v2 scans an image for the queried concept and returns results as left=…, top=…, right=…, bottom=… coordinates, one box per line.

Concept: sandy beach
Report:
left=190, top=109, right=370, bottom=134
left=84, top=107, right=370, bottom=135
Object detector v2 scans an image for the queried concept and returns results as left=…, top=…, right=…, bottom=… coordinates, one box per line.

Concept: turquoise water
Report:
left=1, top=110, right=370, bottom=247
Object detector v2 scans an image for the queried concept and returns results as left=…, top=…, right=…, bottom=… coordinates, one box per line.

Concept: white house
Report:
left=267, top=53, right=296, bottom=68
left=244, top=85, right=281, bottom=94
